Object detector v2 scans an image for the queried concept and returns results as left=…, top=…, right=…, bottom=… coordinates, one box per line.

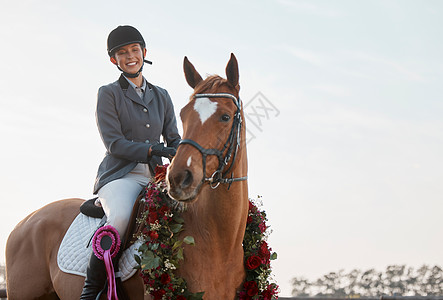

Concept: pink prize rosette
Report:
left=92, top=225, right=121, bottom=300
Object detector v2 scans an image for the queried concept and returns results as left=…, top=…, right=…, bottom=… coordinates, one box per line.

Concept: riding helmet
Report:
left=107, top=25, right=145, bottom=56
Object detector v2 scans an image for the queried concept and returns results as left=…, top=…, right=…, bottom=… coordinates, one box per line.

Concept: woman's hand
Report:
left=150, top=143, right=176, bottom=160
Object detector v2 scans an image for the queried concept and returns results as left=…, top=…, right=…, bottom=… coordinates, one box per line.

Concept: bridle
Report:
left=178, top=93, right=248, bottom=189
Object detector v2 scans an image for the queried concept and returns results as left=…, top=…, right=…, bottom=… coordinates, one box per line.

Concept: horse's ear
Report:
left=183, top=56, right=203, bottom=89
left=226, top=53, right=239, bottom=89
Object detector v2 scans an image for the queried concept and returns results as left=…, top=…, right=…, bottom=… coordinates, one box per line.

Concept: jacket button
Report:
left=145, top=124, right=150, bottom=128
left=145, top=139, right=150, bottom=143
left=143, top=108, right=148, bottom=112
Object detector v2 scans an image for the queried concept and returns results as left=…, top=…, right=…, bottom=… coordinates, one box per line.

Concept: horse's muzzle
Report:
left=167, top=168, right=200, bottom=202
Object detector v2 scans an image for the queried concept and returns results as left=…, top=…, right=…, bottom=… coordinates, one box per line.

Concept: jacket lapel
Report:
left=118, top=75, right=147, bottom=108
left=143, top=82, right=154, bottom=106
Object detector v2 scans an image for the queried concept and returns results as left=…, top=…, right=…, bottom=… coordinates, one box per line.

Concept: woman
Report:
left=81, top=25, right=181, bottom=299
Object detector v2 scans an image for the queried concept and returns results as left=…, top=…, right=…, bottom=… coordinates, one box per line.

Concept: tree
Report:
left=291, top=265, right=443, bottom=297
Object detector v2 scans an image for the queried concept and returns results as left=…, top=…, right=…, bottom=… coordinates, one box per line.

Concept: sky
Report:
left=1, top=0, right=443, bottom=297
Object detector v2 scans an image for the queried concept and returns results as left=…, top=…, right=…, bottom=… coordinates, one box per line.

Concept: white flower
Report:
left=150, top=221, right=161, bottom=231
left=164, top=259, right=177, bottom=270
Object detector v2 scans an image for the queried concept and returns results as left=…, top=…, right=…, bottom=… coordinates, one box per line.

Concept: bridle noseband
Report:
left=178, top=93, right=248, bottom=189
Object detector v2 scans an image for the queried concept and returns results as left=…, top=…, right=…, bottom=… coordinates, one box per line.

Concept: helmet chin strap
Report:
left=117, top=59, right=153, bottom=78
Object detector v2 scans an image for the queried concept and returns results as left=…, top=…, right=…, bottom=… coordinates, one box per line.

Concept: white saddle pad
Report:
left=57, top=213, right=141, bottom=281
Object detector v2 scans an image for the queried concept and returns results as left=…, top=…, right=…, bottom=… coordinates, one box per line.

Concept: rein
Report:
left=178, top=93, right=248, bottom=189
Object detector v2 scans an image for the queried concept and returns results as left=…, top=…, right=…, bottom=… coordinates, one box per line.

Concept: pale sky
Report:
left=1, top=0, right=443, bottom=297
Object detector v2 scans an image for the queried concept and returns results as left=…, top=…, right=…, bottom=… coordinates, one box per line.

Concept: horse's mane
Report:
left=192, top=75, right=233, bottom=97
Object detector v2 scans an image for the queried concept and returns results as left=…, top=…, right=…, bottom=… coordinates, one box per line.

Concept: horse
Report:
left=5, top=53, right=248, bottom=300
left=5, top=198, right=146, bottom=300
left=167, top=53, right=248, bottom=298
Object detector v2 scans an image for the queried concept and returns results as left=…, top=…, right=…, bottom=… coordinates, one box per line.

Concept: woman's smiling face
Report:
left=112, top=43, right=146, bottom=74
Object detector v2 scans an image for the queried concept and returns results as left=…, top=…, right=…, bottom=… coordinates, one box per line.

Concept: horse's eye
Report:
left=220, top=114, right=231, bottom=122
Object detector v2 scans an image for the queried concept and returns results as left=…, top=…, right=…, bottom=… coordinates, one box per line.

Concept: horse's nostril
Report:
left=180, top=170, right=193, bottom=189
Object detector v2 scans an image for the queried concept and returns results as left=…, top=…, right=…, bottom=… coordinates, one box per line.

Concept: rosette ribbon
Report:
left=92, top=225, right=121, bottom=300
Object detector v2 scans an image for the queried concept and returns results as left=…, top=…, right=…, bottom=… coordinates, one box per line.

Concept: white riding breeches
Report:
left=97, top=163, right=151, bottom=239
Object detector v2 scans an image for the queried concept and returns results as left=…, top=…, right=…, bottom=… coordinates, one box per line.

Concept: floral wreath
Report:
left=135, top=165, right=279, bottom=300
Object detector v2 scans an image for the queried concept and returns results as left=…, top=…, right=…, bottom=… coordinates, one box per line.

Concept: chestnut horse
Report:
left=5, top=53, right=248, bottom=299
left=167, top=53, right=248, bottom=298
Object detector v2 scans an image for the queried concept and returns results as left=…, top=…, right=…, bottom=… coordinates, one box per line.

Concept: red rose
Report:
left=142, top=274, right=151, bottom=285
left=243, top=280, right=259, bottom=296
left=160, top=273, right=171, bottom=285
left=147, top=188, right=155, bottom=200
left=176, top=296, right=187, bottom=300
left=247, top=216, right=253, bottom=224
left=259, top=222, right=267, bottom=233
left=259, top=241, right=271, bottom=264
left=148, top=212, right=158, bottom=224
left=245, top=255, right=262, bottom=270
left=238, top=290, right=252, bottom=300
left=151, top=288, right=166, bottom=300
left=154, top=164, right=168, bottom=183
left=262, top=284, right=278, bottom=300
left=261, top=289, right=273, bottom=300
left=148, top=231, right=159, bottom=240
left=159, top=205, right=170, bottom=216
left=248, top=201, right=255, bottom=212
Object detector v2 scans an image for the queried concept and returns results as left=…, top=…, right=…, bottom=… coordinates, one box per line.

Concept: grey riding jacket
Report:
left=93, top=75, right=181, bottom=194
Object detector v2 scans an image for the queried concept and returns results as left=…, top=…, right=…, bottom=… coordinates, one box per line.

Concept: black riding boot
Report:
left=80, top=253, right=107, bottom=299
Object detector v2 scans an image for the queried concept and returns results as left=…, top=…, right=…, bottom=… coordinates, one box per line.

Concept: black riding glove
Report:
left=150, top=143, right=176, bottom=160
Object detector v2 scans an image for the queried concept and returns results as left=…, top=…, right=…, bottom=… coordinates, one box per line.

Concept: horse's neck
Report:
left=180, top=181, right=248, bottom=296
left=178, top=129, right=248, bottom=296
left=188, top=182, right=247, bottom=242
left=186, top=158, right=248, bottom=251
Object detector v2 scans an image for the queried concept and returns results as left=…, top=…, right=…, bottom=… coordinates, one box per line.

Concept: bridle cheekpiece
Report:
left=178, top=93, right=247, bottom=189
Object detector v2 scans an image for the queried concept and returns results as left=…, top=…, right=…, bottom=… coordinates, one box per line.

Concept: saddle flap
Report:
left=80, top=198, right=105, bottom=218
left=80, top=193, right=146, bottom=250
left=123, top=193, right=147, bottom=250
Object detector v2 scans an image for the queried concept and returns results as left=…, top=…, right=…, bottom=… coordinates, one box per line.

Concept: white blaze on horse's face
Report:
left=193, top=97, right=218, bottom=124
left=187, top=156, right=192, bottom=167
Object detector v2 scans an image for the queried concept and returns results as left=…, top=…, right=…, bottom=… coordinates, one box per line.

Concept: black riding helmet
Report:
left=107, top=25, right=152, bottom=78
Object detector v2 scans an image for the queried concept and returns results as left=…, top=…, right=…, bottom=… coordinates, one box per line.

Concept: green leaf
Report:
left=183, top=235, right=195, bottom=245
left=134, top=254, right=141, bottom=265
left=188, top=291, right=205, bottom=300
left=150, top=243, right=159, bottom=250
left=170, top=223, right=183, bottom=233
left=141, top=250, right=161, bottom=270
left=140, top=249, right=153, bottom=261
left=271, top=252, right=278, bottom=260
left=172, top=240, right=183, bottom=251
left=173, top=215, right=185, bottom=224
left=138, top=243, right=148, bottom=253
left=176, top=247, right=184, bottom=261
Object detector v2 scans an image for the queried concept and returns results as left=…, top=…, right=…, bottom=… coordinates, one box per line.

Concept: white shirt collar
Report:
left=123, top=76, right=147, bottom=92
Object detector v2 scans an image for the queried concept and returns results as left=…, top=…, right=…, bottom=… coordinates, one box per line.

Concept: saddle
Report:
left=79, top=193, right=147, bottom=250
